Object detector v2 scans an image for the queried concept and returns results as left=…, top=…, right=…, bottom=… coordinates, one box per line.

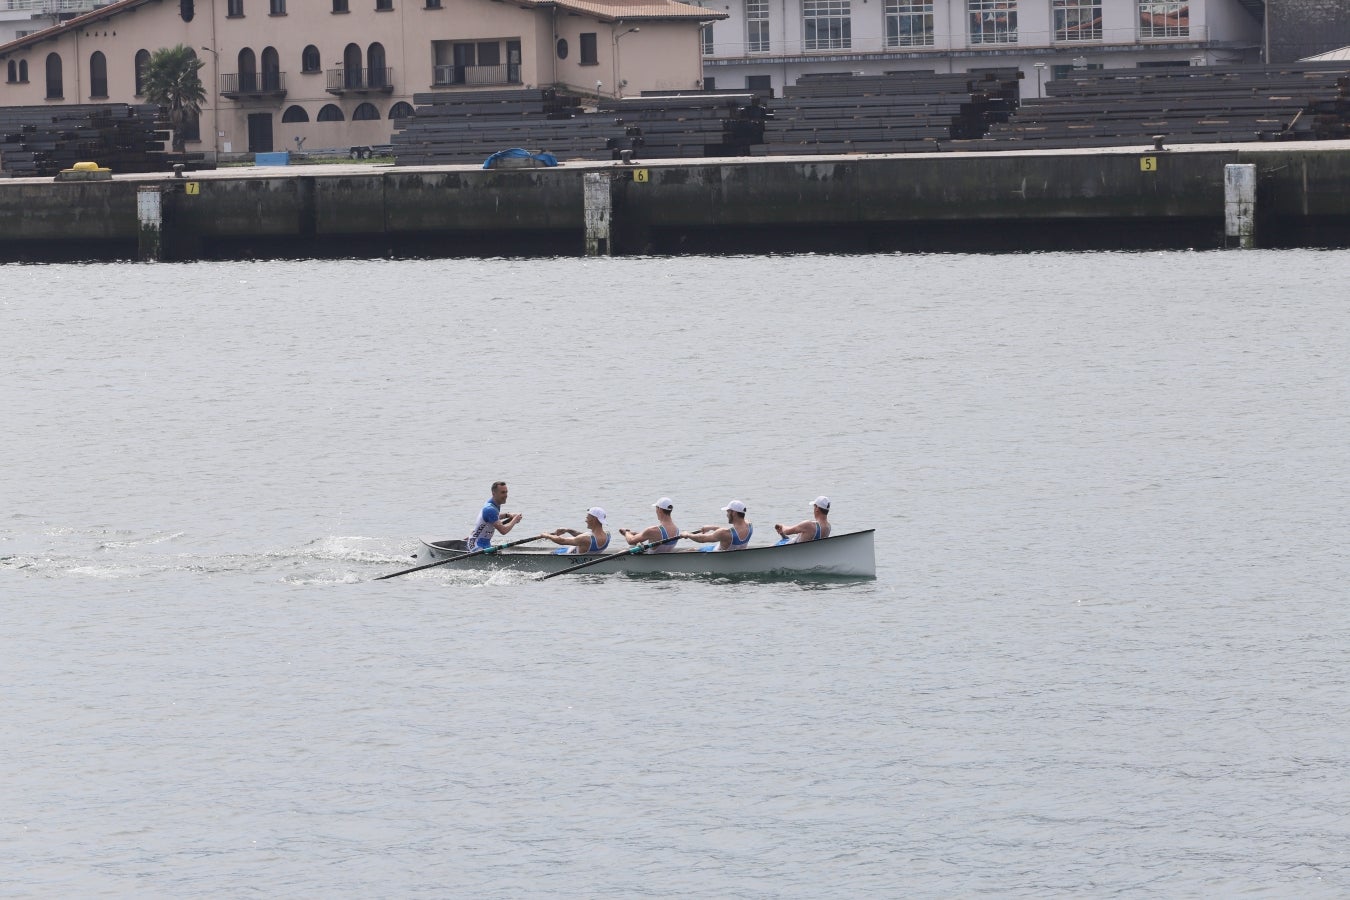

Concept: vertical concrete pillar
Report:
left=583, top=172, right=611, bottom=257
left=1224, top=164, right=1257, bottom=249
left=136, top=185, right=163, bottom=261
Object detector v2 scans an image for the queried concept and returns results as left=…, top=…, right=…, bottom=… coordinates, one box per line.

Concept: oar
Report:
left=375, top=533, right=545, bottom=581
left=539, top=534, right=682, bottom=580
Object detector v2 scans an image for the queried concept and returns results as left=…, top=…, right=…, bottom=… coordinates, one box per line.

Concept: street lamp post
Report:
left=199, top=46, right=220, bottom=160
left=613, top=26, right=639, bottom=98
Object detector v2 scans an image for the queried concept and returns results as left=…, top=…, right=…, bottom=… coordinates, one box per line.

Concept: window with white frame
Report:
left=746, top=0, right=770, bottom=52
left=885, top=0, right=934, bottom=46
left=803, top=0, right=851, bottom=50
left=968, top=0, right=1016, bottom=44
left=702, top=22, right=715, bottom=55
left=1138, top=1, right=1188, bottom=38
left=1053, top=0, right=1101, bottom=40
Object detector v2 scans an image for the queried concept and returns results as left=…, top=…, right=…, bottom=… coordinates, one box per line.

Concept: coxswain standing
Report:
left=465, top=481, right=522, bottom=550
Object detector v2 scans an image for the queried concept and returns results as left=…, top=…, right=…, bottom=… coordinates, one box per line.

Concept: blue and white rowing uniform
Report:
left=466, top=499, right=501, bottom=550
left=777, top=521, right=830, bottom=545
left=651, top=524, right=679, bottom=553
left=555, top=531, right=612, bottom=554
left=700, top=523, right=753, bottom=552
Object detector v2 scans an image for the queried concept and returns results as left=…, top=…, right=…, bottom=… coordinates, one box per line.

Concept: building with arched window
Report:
left=0, top=0, right=722, bottom=157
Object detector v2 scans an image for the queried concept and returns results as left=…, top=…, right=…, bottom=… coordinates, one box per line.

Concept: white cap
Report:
left=722, top=500, right=747, bottom=514
left=587, top=506, right=607, bottom=523
left=654, top=497, right=674, bottom=511
left=813, top=496, right=831, bottom=511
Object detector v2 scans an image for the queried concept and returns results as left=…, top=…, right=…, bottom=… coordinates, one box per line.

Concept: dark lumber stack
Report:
left=756, top=69, right=1020, bottom=156
left=967, top=63, right=1350, bottom=150
left=392, top=88, right=624, bottom=165
left=0, top=103, right=168, bottom=177
left=596, top=93, right=769, bottom=158
left=394, top=88, right=771, bottom=164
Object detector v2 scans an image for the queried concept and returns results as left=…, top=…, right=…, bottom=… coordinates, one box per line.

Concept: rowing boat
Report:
left=415, top=529, right=877, bottom=579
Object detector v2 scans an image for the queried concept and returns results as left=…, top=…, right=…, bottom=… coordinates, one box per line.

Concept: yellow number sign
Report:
left=633, top=169, right=650, bottom=183
left=185, top=182, right=201, bottom=195
left=1139, top=157, right=1157, bottom=172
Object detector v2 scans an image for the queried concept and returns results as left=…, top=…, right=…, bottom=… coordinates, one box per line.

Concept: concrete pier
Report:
left=2, top=140, right=1349, bottom=260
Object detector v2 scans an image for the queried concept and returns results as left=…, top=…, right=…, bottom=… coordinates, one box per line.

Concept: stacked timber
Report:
left=0, top=104, right=167, bottom=177
left=755, top=69, right=1020, bottom=156
left=596, top=93, right=768, bottom=158
left=971, top=63, right=1350, bottom=150
left=392, top=88, right=625, bottom=165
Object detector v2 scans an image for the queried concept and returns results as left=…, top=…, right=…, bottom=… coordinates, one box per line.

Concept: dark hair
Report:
left=491, top=481, right=507, bottom=491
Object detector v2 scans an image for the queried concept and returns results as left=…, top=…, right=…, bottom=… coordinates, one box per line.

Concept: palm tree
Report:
left=142, top=45, right=206, bottom=156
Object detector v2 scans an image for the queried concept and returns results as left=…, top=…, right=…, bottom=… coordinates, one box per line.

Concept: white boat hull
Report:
left=416, top=529, right=876, bottom=579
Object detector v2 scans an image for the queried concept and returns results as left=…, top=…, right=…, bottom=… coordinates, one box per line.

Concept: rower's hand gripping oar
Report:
left=375, top=533, right=546, bottom=581
left=539, top=534, right=682, bottom=580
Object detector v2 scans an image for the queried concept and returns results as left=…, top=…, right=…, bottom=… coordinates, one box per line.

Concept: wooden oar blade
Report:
left=375, top=533, right=544, bottom=580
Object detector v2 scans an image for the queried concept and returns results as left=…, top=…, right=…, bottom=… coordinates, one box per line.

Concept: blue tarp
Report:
left=482, top=148, right=559, bottom=169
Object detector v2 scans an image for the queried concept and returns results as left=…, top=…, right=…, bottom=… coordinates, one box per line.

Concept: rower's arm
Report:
left=681, top=527, right=726, bottom=544
left=543, top=531, right=585, bottom=547
left=776, top=519, right=811, bottom=538
left=494, top=512, right=521, bottom=535
left=621, top=525, right=660, bottom=546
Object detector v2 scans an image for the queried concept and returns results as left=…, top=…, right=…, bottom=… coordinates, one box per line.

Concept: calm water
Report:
left=3, top=251, right=1350, bottom=897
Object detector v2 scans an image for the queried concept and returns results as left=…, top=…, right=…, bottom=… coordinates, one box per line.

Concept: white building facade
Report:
left=698, top=0, right=1263, bottom=96
left=0, top=0, right=104, bottom=46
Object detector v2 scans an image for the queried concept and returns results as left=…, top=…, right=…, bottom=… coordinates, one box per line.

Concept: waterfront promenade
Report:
left=2, top=140, right=1349, bottom=260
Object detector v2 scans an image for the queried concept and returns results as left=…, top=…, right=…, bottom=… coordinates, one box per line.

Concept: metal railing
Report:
left=5, top=0, right=101, bottom=10
left=432, top=63, right=522, bottom=87
left=702, top=24, right=1209, bottom=59
left=220, top=71, right=287, bottom=94
left=326, top=67, right=394, bottom=91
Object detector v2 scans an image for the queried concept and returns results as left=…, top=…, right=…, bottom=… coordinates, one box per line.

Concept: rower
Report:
left=681, top=500, right=753, bottom=552
left=620, top=497, right=681, bottom=553
left=466, top=480, right=522, bottom=550
left=775, top=496, right=832, bottom=544
left=544, top=507, right=612, bottom=554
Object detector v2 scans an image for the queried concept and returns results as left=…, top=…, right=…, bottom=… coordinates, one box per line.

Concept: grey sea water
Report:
left=3, top=251, right=1349, bottom=897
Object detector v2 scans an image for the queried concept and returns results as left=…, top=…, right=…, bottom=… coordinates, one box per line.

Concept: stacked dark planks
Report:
left=971, top=63, right=1350, bottom=150
left=755, top=69, right=1020, bottom=156
left=392, top=88, right=624, bottom=165
left=393, top=88, right=773, bottom=164
left=0, top=104, right=167, bottom=177
left=596, top=93, right=769, bottom=158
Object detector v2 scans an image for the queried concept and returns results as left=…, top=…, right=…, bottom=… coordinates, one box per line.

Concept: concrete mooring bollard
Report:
left=1224, top=163, right=1257, bottom=249
left=136, top=185, right=162, bottom=261
left=583, top=172, right=612, bottom=257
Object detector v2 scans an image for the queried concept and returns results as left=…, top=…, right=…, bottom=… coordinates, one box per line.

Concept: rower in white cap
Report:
left=620, top=497, right=681, bottom=553
left=681, top=500, right=753, bottom=552
left=543, top=507, right=612, bottom=554
left=775, top=496, right=832, bottom=544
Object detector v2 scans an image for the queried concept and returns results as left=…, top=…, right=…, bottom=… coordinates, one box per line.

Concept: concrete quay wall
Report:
left=2, top=143, right=1349, bottom=260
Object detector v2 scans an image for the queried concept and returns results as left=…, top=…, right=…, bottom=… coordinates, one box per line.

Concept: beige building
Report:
left=0, top=0, right=721, bottom=157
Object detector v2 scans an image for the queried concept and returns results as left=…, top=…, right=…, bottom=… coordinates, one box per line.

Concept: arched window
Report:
left=342, top=43, right=361, bottom=88
left=352, top=102, right=379, bottom=120
left=237, top=47, right=257, bottom=92
left=89, top=51, right=108, bottom=97
left=180, top=0, right=194, bottom=21
left=388, top=101, right=414, bottom=119
left=45, top=52, right=63, bottom=99
left=6, top=61, right=15, bottom=84
left=134, top=49, right=151, bottom=95
left=366, top=42, right=386, bottom=87
left=317, top=103, right=344, bottom=121
left=282, top=104, right=309, bottom=122
left=19, top=60, right=28, bottom=82
left=261, top=46, right=280, bottom=91
left=301, top=45, right=320, bottom=73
